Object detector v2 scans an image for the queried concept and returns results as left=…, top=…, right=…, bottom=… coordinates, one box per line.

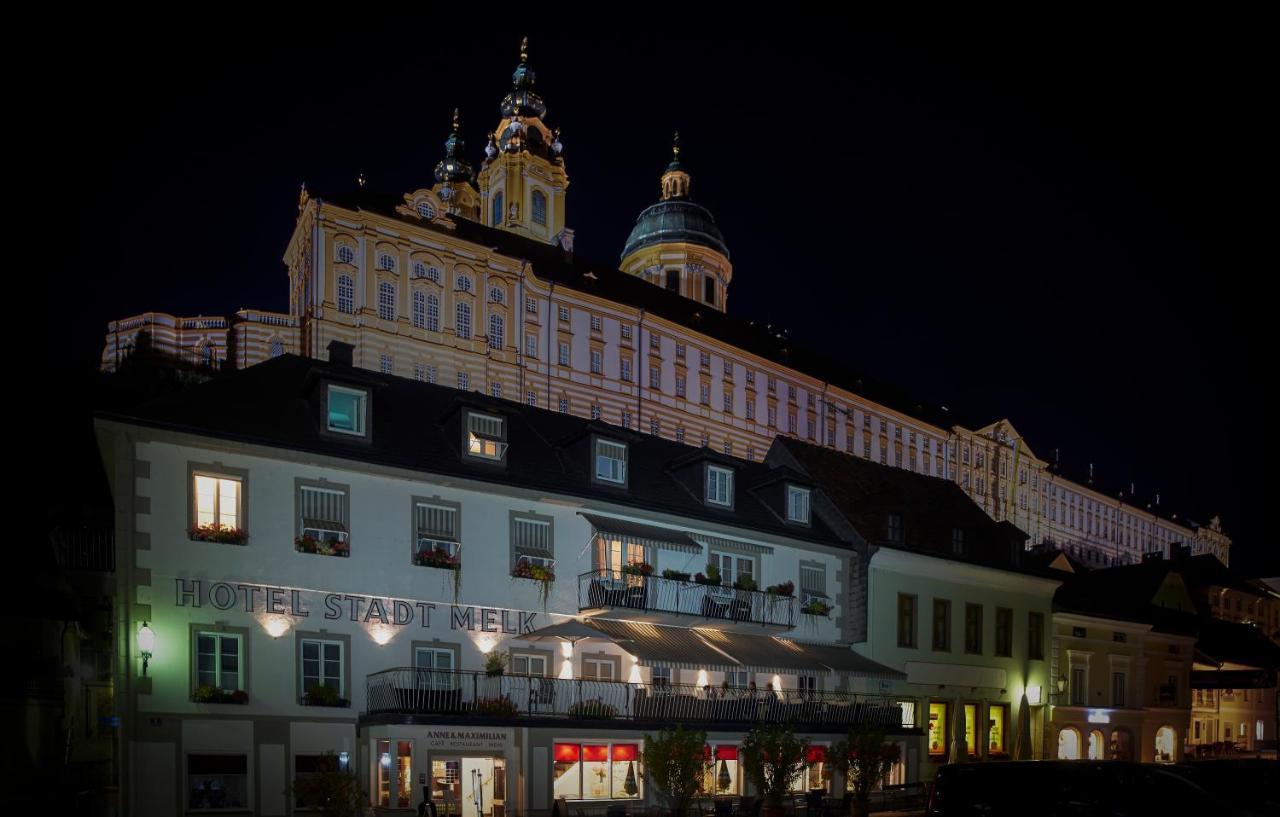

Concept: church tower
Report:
left=477, top=38, right=571, bottom=248
left=620, top=134, right=732, bottom=311
left=431, top=109, right=480, bottom=221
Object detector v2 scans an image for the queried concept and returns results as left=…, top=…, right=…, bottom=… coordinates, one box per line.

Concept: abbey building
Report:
left=101, top=40, right=1230, bottom=570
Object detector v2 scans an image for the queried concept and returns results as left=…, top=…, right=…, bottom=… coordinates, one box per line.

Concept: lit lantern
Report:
left=137, top=622, right=156, bottom=676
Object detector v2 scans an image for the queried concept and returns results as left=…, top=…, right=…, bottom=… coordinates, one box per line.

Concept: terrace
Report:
left=578, top=569, right=796, bottom=632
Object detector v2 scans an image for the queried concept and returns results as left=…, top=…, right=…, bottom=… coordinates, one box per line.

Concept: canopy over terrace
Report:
left=522, top=617, right=904, bottom=681
left=1191, top=617, right=1280, bottom=689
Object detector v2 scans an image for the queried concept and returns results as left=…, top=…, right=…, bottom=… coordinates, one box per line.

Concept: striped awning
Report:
left=580, top=514, right=703, bottom=554
left=584, top=619, right=739, bottom=671
left=783, top=641, right=907, bottom=680
left=694, top=628, right=824, bottom=674
left=691, top=534, right=774, bottom=556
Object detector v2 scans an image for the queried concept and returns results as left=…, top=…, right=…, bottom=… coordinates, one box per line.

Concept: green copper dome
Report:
left=621, top=199, right=730, bottom=260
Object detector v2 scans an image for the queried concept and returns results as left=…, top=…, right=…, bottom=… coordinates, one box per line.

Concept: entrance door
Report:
left=433, top=756, right=506, bottom=817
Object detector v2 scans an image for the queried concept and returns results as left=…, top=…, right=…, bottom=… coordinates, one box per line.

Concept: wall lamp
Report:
left=138, top=622, right=156, bottom=676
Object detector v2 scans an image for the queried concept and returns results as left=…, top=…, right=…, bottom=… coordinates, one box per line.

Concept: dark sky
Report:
left=40, top=19, right=1275, bottom=573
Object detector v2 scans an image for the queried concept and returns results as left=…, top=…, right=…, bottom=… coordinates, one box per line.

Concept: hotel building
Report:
left=99, top=40, right=1231, bottom=572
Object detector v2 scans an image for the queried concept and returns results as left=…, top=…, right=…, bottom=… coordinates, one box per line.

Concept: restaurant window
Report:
left=988, top=704, right=1007, bottom=756
left=188, top=754, right=248, bottom=811
left=964, top=603, right=983, bottom=655
left=898, top=594, right=918, bottom=648
left=995, top=607, right=1012, bottom=657
left=932, top=599, right=951, bottom=651
left=582, top=655, right=620, bottom=681
left=791, top=746, right=832, bottom=793
left=898, top=700, right=916, bottom=728
left=651, top=666, right=673, bottom=690
left=326, top=385, right=367, bottom=436
left=1088, top=730, right=1105, bottom=760
left=376, top=739, right=413, bottom=808
left=963, top=704, right=978, bottom=756
left=710, top=551, right=755, bottom=587
left=553, top=743, right=642, bottom=800
left=701, top=745, right=742, bottom=795
left=928, top=702, right=948, bottom=756
left=1028, top=612, right=1044, bottom=660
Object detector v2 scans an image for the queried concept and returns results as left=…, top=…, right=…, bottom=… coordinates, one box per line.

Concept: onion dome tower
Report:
left=431, top=109, right=480, bottom=220
left=477, top=37, right=571, bottom=248
left=620, top=133, right=731, bottom=311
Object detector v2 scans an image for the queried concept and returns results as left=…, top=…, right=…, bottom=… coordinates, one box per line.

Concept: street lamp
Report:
left=1056, top=675, right=1067, bottom=695
left=138, top=622, right=156, bottom=676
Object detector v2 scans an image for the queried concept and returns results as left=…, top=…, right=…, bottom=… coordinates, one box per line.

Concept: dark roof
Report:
left=622, top=198, right=730, bottom=259
left=316, top=188, right=963, bottom=431
left=770, top=437, right=1049, bottom=577
left=96, top=355, right=846, bottom=550
left=1194, top=616, right=1280, bottom=669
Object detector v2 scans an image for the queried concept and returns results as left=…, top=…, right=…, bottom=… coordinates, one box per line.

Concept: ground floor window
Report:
left=377, top=739, right=413, bottom=808
left=1057, top=727, right=1081, bottom=760
left=188, top=754, right=248, bottom=811
left=1088, top=729, right=1105, bottom=760
left=431, top=756, right=505, bottom=817
left=1154, top=726, right=1177, bottom=763
left=987, top=704, right=1007, bottom=756
left=963, top=704, right=978, bottom=756
left=790, top=746, right=832, bottom=792
left=928, top=702, right=948, bottom=756
left=700, top=745, right=742, bottom=796
left=1258, top=720, right=1266, bottom=741
left=553, top=743, right=641, bottom=800
left=1110, top=728, right=1132, bottom=761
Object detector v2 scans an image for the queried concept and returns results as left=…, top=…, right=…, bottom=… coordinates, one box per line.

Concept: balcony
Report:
left=365, top=668, right=902, bottom=730
left=578, top=570, right=796, bottom=632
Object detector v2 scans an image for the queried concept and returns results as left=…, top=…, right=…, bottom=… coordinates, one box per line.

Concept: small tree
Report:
left=740, top=724, right=810, bottom=816
left=290, top=751, right=364, bottom=817
left=830, top=725, right=901, bottom=817
left=642, top=725, right=708, bottom=817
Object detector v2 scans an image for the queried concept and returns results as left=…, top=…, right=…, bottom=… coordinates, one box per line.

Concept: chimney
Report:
left=327, top=340, right=355, bottom=367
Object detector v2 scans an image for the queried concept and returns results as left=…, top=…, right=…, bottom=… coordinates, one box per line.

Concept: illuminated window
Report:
left=964, top=703, right=978, bottom=756
left=326, top=385, right=366, bottom=436
left=928, top=702, right=948, bottom=755
left=466, top=412, right=507, bottom=461
left=192, top=473, right=242, bottom=534
left=988, top=704, right=1007, bottom=755
left=376, top=740, right=413, bottom=808
left=553, top=743, right=641, bottom=800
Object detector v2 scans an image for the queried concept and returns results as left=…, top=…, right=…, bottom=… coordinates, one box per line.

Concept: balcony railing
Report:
left=366, top=668, right=902, bottom=729
left=578, top=569, right=796, bottom=629
left=50, top=526, right=115, bottom=572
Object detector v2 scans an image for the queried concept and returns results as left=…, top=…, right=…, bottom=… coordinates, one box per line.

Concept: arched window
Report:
left=1088, top=730, right=1105, bottom=760
left=1154, top=726, right=1176, bottom=763
left=199, top=343, right=215, bottom=367
left=412, top=262, right=427, bottom=279
left=412, top=291, right=426, bottom=329
left=426, top=266, right=441, bottom=283
left=426, top=294, right=440, bottom=332
left=417, top=201, right=435, bottom=219
left=456, top=274, right=473, bottom=294
left=532, top=190, right=547, bottom=225
left=336, top=245, right=355, bottom=264
left=1057, top=727, right=1080, bottom=760
left=488, top=314, right=504, bottom=351
left=377, top=281, right=396, bottom=321
left=492, top=191, right=504, bottom=226
left=337, top=275, right=354, bottom=314
left=489, top=286, right=504, bottom=304
left=377, top=252, right=396, bottom=271
left=269, top=339, right=284, bottom=358
left=456, top=302, right=472, bottom=340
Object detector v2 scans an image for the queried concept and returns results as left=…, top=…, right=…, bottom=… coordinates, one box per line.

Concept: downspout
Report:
left=516, top=260, right=529, bottom=400
left=635, top=309, right=646, bottom=429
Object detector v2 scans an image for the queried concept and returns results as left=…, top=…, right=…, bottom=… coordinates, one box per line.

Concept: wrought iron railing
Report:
left=366, top=668, right=901, bottom=728
left=578, top=569, right=796, bottom=628
left=50, top=525, right=115, bottom=572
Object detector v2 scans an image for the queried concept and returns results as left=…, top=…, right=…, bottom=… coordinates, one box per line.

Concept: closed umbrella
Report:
left=1012, top=692, right=1032, bottom=760
left=948, top=699, right=968, bottom=764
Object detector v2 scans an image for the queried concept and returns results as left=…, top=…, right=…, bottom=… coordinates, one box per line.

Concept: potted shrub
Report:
left=830, top=725, right=902, bottom=817
left=641, top=726, right=708, bottom=817
left=741, top=724, right=811, bottom=817
left=661, top=568, right=692, bottom=582
left=621, top=562, right=654, bottom=577
left=188, top=524, right=249, bottom=545
left=484, top=651, right=508, bottom=677
left=733, top=575, right=759, bottom=592
left=693, top=563, right=722, bottom=586
left=765, top=581, right=795, bottom=597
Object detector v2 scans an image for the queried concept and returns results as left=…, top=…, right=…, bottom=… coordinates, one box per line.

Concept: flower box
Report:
left=512, top=560, right=555, bottom=583
left=661, top=569, right=692, bottom=582
left=414, top=546, right=461, bottom=570
left=193, top=685, right=249, bottom=705
left=295, top=535, right=350, bottom=557
left=765, top=581, right=795, bottom=597
left=301, top=686, right=351, bottom=708
left=801, top=599, right=832, bottom=617
left=621, top=562, right=653, bottom=577
left=189, top=524, right=249, bottom=545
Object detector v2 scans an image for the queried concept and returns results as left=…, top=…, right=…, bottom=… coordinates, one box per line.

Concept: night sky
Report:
left=41, top=20, right=1275, bottom=573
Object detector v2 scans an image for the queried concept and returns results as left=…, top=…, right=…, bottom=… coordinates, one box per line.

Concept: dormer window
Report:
left=466, top=412, right=507, bottom=461
left=952, top=527, right=966, bottom=554
left=786, top=485, right=811, bottom=524
left=326, top=385, right=367, bottom=436
left=706, top=465, right=734, bottom=507
left=594, top=439, right=628, bottom=485
left=887, top=513, right=903, bottom=543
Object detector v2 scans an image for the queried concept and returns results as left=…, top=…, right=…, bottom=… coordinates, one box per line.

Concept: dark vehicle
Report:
left=1167, top=759, right=1280, bottom=814
left=926, top=760, right=1272, bottom=817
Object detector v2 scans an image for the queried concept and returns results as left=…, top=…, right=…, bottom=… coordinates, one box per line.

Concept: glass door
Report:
left=448, top=756, right=504, bottom=817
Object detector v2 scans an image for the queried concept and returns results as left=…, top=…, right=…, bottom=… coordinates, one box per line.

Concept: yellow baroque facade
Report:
left=101, top=39, right=1229, bottom=569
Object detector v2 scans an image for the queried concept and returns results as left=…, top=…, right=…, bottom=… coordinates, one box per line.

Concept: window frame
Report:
left=592, top=436, right=629, bottom=487
left=189, top=623, right=250, bottom=699
left=785, top=484, right=811, bottom=524
left=964, top=603, right=983, bottom=655
left=296, top=631, right=351, bottom=703
left=932, top=598, right=952, bottom=652
left=510, top=510, right=555, bottom=573
left=187, top=462, right=248, bottom=540
left=323, top=384, right=369, bottom=438
left=897, top=594, right=918, bottom=649
left=463, top=410, right=508, bottom=464
left=705, top=465, right=735, bottom=508
left=295, top=478, right=351, bottom=549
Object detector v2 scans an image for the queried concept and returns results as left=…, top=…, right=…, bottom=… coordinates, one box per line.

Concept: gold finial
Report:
left=520, top=36, right=528, bottom=63
left=672, top=130, right=681, bottom=159
left=297, top=181, right=309, bottom=212
left=452, top=108, right=461, bottom=132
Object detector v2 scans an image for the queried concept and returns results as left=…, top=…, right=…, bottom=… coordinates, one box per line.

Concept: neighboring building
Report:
left=95, top=347, right=916, bottom=817
left=768, top=438, right=1062, bottom=781
left=1050, top=552, right=1280, bottom=763
left=99, top=40, right=1228, bottom=571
